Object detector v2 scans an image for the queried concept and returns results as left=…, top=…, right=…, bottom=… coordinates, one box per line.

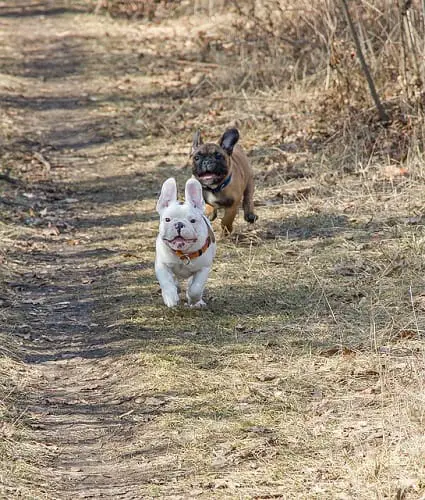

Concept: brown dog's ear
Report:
left=219, top=128, right=239, bottom=155
left=191, top=130, right=203, bottom=155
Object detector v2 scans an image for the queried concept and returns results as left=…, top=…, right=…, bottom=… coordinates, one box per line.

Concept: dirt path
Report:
left=1, top=2, right=187, bottom=497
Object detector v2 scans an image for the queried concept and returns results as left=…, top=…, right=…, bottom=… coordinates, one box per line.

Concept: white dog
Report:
left=155, top=177, right=216, bottom=308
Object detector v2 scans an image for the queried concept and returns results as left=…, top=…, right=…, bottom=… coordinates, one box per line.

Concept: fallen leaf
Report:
left=319, top=346, right=356, bottom=357
left=392, top=329, right=418, bottom=340
left=381, top=165, right=409, bottom=179
left=244, top=426, right=274, bottom=434
left=256, top=373, right=278, bottom=382
left=353, top=369, right=379, bottom=378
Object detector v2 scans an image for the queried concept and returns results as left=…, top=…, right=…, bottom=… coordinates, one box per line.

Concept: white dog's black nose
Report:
left=175, top=222, right=184, bottom=232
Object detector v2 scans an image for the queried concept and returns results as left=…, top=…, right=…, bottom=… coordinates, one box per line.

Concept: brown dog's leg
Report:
left=243, top=178, right=257, bottom=223
left=221, top=205, right=238, bottom=234
left=205, top=203, right=217, bottom=221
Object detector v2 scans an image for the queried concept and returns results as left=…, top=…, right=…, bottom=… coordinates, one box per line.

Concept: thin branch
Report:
left=399, top=0, right=410, bottom=98
left=340, top=0, right=390, bottom=123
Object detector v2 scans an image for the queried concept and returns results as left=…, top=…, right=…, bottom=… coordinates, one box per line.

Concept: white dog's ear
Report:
left=185, top=178, right=204, bottom=211
left=157, top=177, right=177, bottom=213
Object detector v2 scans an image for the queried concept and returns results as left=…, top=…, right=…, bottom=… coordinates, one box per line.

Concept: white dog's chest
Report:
left=168, top=260, right=199, bottom=278
left=167, top=246, right=215, bottom=277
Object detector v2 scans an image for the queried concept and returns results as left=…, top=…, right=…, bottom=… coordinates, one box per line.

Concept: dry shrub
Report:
left=91, top=1, right=425, bottom=168
left=229, top=1, right=424, bottom=99
left=221, top=1, right=425, bottom=168
left=92, top=0, right=179, bottom=19
left=92, top=0, right=425, bottom=106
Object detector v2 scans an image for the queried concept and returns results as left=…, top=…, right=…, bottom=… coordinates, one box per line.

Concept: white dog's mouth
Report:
left=164, top=235, right=197, bottom=249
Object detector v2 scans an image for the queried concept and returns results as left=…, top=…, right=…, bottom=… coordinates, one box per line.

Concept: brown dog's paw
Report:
left=244, top=213, right=258, bottom=223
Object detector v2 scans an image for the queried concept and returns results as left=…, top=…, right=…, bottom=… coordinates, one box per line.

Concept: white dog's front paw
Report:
left=162, top=290, right=179, bottom=308
left=189, top=299, right=207, bottom=308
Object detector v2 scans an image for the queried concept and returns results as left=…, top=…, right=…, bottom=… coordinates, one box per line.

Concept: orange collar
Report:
left=173, top=235, right=212, bottom=263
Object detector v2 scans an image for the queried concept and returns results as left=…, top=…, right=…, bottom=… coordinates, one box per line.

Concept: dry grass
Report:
left=0, top=338, right=52, bottom=498
left=110, top=167, right=425, bottom=497
left=0, top=232, right=54, bottom=498
left=1, top=0, right=425, bottom=498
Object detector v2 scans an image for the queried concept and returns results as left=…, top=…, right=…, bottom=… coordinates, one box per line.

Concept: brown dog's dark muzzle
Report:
left=193, top=158, right=227, bottom=178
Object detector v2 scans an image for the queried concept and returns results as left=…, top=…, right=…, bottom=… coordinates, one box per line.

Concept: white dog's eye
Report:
left=165, top=217, right=171, bottom=222
left=190, top=219, right=196, bottom=223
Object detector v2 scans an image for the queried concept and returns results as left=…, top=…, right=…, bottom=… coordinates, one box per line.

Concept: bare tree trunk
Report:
left=402, top=1, right=422, bottom=90
left=399, top=0, right=410, bottom=99
left=340, top=0, right=390, bottom=123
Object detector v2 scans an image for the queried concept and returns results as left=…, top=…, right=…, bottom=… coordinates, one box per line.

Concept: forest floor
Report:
left=1, top=1, right=425, bottom=498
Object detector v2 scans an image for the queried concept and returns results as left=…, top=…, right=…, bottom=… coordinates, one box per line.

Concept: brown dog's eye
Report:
left=194, top=155, right=200, bottom=162
left=165, top=217, right=171, bottom=222
left=214, top=152, right=223, bottom=160
left=190, top=219, right=196, bottom=223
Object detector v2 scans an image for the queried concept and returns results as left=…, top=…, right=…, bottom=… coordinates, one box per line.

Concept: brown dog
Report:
left=190, top=128, right=257, bottom=234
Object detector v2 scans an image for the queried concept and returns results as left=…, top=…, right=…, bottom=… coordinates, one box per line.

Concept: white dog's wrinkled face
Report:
left=159, top=204, right=207, bottom=251
left=157, top=178, right=207, bottom=253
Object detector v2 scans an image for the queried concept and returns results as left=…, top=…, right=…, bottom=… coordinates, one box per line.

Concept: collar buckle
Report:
left=182, top=254, right=192, bottom=265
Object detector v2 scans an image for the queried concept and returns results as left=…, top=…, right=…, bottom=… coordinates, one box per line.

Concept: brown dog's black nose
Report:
left=175, top=222, right=184, bottom=232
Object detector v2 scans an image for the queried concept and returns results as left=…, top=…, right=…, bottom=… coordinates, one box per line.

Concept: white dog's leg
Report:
left=156, top=265, right=179, bottom=307
left=187, top=267, right=210, bottom=307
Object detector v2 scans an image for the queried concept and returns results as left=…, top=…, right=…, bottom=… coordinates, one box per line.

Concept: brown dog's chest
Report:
left=203, top=189, right=234, bottom=208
